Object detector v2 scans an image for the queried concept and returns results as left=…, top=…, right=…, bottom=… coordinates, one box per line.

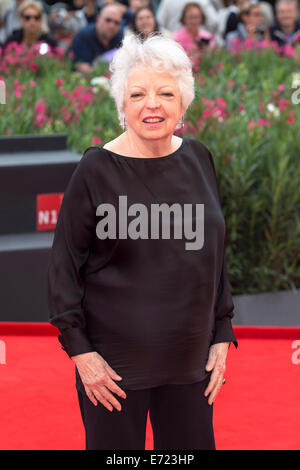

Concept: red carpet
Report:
left=0, top=323, right=299, bottom=450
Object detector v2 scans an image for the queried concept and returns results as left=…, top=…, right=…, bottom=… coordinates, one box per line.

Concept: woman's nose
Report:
left=145, top=92, right=160, bottom=108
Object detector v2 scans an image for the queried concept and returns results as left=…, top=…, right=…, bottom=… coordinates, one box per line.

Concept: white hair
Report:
left=109, top=33, right=195, bottom=130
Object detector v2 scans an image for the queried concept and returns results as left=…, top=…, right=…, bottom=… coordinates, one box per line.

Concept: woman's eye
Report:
left=161, top=93, right=173, bottom=97
left=131, top=93, right=143, bottom=98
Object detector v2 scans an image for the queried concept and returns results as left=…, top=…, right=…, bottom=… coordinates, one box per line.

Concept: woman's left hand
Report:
left=204, top=342, right=230, bottom=405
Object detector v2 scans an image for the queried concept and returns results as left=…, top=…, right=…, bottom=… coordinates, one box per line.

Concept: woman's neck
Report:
left=123, top=131, right=179, bottom=158
left=186, top=26, right=199, bottom=39
left=23, top=30, right=40, bottom=45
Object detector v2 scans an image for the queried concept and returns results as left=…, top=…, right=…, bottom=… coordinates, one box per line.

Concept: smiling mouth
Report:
left=142, top=118, right=165, bottom=123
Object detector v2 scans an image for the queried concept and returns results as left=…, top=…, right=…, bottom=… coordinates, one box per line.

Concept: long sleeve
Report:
left=207, top=150, right=238, bottom=349
left=212, top=247, right=238, bottom=348
left=47, top=148, right=97, bottom=358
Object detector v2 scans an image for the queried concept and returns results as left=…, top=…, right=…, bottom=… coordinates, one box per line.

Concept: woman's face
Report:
left=123, top=66, right=183, bottom=142
left=183, top=6, right=204, bottom=31
left=20, top=7, right=42, bottom=35
left=135, top=9, right=156, bottom=35
left=243, top=6, right=264, bottom=27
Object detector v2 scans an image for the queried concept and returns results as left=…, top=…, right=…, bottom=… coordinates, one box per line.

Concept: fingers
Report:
left=204, top=362, right=226, bottom=405
left=76, top=353, right=128, bottom=411
left=85, top=374, right=127, bottom=412
left=92, top=384, right=123, bottom=412
left=205, top=349, right=217, bottom=372
left=104, top=360, right=123, bottom=382
left=85, top=387, right=98, bottom=407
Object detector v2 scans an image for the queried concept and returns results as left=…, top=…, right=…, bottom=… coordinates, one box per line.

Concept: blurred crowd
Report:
left=0, top=0, right=299, bottom=73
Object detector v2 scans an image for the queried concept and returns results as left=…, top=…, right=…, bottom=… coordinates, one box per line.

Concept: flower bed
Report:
left=0, top=41, right=299, bottom=294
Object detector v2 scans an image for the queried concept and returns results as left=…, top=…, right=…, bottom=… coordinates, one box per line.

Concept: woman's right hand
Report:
left=71, top=351, right=127, bottom=411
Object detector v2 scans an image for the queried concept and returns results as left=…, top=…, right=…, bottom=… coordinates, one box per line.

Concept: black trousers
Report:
left=77, top=373, right=216, bottom=450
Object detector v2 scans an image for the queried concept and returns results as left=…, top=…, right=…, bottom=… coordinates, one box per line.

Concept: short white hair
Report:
left=109, top=33, right=195, bottom=130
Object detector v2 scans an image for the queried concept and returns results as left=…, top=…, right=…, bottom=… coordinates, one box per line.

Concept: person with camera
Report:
left=226, top=2, right=270, bottom=51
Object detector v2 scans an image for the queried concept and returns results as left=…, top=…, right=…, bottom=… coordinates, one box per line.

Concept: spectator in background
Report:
left=157, top=0, right=219, bottom=34
left=68, top=4, right=123, bottom=76
left=173, top=2, right=215, bottom=61
left=217, top=1, right=273, bottom=48
left=269, top=0, right=300, bottom=47
left=125, top=5, right=171, bottom=39
left=3, top=0, right=57, bottom=50
left=0, top=0, right=13, bottom=44
left=122, top=0, right=152, bottom=28
left=48, top=0, right=99, bottom=50
left=226, top=2, right=270, bottom=50
left=2, top=0, right=49, bottom=41
left=259, top=2, right=275, bottom=28
left=223, top=1, right=274, bottom=40
left=223, top=0, right=249, bottom=39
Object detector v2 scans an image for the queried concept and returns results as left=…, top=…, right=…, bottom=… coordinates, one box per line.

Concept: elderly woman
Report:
left=48, top=34, right=238, bottom=451
left=3, top=0, right=57, bottom=50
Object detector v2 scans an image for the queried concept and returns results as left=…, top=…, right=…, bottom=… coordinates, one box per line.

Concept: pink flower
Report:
left=34, top=113, right=48, bottom=127
left=197, top=74, right=205, bottom=85
left=282, top=44, right=295, bottom=57
left=244, top=38, right=255, bottom=50
left=239, top=105, right=245, bottom=111
left=35, top=98, right=47, bottom=114
left=259, top=102, right=264, bottom=113
left=82, top=92, right=94, bottom=105
left=202, top=97, right=215, bottom=107
left=260, top=40, right=271, bottom=49
left=256, top=118, right=265, bottom=126
left=55, top=78, right=63, bottom=86
left=53, top=46, right=64, bottom=59
left=248, top=120, right=255, bottom=132
left=277, top=84, right=286, bottom=91
left=60, top=106, right=72, bottom=124
left=257, top=118, right=271, bottom=127
left=29, top=62, right=38, bottom=72
left=216, top=97, right=227, bottom=108
left=72, top=85, right=85, bottom=99
left=13, top=79, right=25, bottom=98
left=228, top=80, right=235, bottom=87
left=278, top=99, right=290, bottom=111
left=287, top=110, right=294, bottom=124
left=92, top=136, right=102, bottom=145
left=13, top=89, right=22, bottom=98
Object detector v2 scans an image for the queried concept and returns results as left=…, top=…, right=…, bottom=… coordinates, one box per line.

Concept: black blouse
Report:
left=47, top=137, right=238, bottom=391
